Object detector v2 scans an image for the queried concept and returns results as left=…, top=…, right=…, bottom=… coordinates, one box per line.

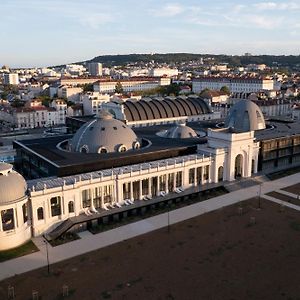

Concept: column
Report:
left=101, top=187, right=104, bottom=208
left=130, top=182, right=134, bottom=201
left=139, top=180, right=142, bottom=199
left=165, top=174, right=169, bottom=193
left=149, top=178, right=152, bottom=197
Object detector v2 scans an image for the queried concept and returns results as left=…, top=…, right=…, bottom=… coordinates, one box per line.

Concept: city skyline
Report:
left=1, top=0, right=300, bottom=68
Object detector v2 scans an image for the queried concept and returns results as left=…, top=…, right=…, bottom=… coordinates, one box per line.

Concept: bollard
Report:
left=62, top=284, right=69, bottom=297
left=250, top=216, right=256, bottom=225
left=238, top=207, right=243, bottom=216
left=8, top=285, right=15, bottom=300
left=32, top=290, right=39, bottom=300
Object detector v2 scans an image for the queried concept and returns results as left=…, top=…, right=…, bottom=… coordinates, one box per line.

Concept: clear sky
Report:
left=1, top=0, right=300, bottom=68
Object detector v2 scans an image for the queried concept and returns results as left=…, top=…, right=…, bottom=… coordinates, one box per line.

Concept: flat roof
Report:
left=14, top=125, right=207, bottom=176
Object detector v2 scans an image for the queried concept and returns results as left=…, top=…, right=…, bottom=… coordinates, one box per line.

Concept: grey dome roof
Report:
left=225, top=100, right=266, bottom=132
left=70, top=111, right=140, bottom=153
left=0, top=163, right=27, bottom=205
left=160, top=123, right=198, bottom=139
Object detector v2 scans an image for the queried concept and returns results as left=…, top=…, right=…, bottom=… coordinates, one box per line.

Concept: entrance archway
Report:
left=251, top=159, right=255, bottom=174
left=235, top=154, right=243, bottom=178
left=218, top=166, right=224, bottom=182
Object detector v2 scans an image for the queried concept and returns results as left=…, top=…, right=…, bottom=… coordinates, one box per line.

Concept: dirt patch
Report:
left=267, top=191, right=300, bottom=206
left=1, top=198, right=300, bottom=300
left=282, top=183, right=300, bottom=195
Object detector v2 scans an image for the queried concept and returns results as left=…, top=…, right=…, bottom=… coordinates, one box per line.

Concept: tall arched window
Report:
left=37, top=207, right=44, bottom=220
left=68, top=201, right=74, bottom=213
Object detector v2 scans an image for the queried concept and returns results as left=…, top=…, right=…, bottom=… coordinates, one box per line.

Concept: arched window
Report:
left=98, top=147, right=108, bottom=154
left=133, top=141, right=140, bottom=150
left=80, top=145, right=89, bottom=153
left=37, top=207, right=44, bottom=220
left=68, top=201, right=74, bottom=213
left=118, top=145, right=127, bottom=152
left=1, top=209, right=15, bottom=231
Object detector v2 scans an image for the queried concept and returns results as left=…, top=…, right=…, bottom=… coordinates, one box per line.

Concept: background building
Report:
left=88, top=62, right=103, bottom=76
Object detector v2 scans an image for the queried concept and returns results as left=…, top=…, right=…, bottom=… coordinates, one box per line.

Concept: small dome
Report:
left=159, top=123, right=198, bottom=139
left=225, top=100, right=266, bottom=132
left=70, top=111, right=140, bottom=153
left=0, top=163, right=27, bottom=205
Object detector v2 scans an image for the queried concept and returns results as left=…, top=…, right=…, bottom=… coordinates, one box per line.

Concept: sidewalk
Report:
left=1, top=172, right=299, bottom=282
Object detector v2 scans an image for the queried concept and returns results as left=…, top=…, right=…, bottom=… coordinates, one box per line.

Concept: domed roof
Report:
left=159, top=123, right=198, bottom=139
left=0, top=163, right=27, bottom=205
left=225, top=100, right=266, bottom=132
left=70, top=111, right=140, bottom=154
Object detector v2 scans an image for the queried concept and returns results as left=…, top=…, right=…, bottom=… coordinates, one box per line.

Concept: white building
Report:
left=93, top=77, right=171, bottom=93
left=88, top=63, right=103, bottom=76
left=3, top=73, right=19, bottom=85
left=149, top=68, right=178, bottom=77
left=57, top=85, right=83, bottom=103
left=193, top=76, right=274, bottom=93
left=50, top=99, right=68, bottom=124
left=0, top=102, right=263, bottom=250
left=81, top=92, right=110, bottom=115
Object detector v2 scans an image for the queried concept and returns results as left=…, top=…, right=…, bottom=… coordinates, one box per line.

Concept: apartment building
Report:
left=93, top=77, right=171, bottom=93
left=193, top=76, right=274, bottom=93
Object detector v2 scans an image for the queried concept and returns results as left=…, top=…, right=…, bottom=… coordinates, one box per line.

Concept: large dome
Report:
left=70, top=111, right=140, bottom=154
left=225, top=100, right=266, bottom=132
left=0, top=163, right=27, bottom=205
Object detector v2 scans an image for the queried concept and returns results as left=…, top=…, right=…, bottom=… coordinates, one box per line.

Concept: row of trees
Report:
left=115, top=82, right=183, bottom=97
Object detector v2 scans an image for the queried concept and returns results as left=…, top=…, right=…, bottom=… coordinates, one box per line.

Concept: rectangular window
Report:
left=196, top=167, right=202, bottom=185
left=123, top=182, right=131, bottom=200
left=104, top=185, right=113, bottom=204
left=168, top=173, right=174, bottom=192
left=142, top=179, right=149, bottom=195
left=50, top=196, right=61, bottom=217
left=1, top=209, right=15, bottom=231
left=189, top=168, right=195, bottom=185
left=93, top=187, right=102, bottom=209
left=133, top=181, right=140, bottom=200
left=176, top=171, right=182, bottom=188
left=159, top=175, right=166, bottom=192
left=203, top=165, right=210, bottom=180
left=82, top=189, right=91, bottom=208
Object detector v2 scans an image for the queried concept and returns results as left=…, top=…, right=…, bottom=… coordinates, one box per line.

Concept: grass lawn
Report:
left=49, top=232, right=80, bottom=247
left=0, top=240, right=38, bottom=263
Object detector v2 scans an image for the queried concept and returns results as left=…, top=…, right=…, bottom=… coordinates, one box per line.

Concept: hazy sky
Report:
left=1, top=0, right=300, bottom=67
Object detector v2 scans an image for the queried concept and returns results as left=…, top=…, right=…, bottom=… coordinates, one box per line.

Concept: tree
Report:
left=82, top=83, right=93, bottom=92
left=220, top=86, right=230, bottom=95
left=11, top=99, right=24, bottom=108
left=115, top=82, right=124, bottom=94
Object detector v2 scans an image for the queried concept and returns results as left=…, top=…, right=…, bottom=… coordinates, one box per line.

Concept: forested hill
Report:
left=87, top=53, right=300, bottom=68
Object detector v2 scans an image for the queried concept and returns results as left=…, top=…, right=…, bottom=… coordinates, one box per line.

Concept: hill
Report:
left=86, top=53, right=300, bottom=69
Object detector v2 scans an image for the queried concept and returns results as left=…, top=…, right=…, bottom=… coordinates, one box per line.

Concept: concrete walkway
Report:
left=1, top=173, right=300, bottom=282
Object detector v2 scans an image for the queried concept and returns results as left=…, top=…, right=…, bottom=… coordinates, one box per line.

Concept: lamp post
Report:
left=258, top=183, right=262, bottom=209
left=167, top=202, right=171, bottom=234
left=44, top=239, right=50, bottom=274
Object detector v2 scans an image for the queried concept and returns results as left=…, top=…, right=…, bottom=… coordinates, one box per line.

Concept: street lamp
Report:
left=167, top=202, right=171, bottom=234
left=44, top=239, right=50, bottom=274
left=258, top=183, right=262, bottom=209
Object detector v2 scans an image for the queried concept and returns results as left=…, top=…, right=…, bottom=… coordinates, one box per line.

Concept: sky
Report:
left=1, top=0, right=300, bottom=68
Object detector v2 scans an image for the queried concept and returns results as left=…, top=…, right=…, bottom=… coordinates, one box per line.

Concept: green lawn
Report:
left=0, top=240, right=39, bottom=263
